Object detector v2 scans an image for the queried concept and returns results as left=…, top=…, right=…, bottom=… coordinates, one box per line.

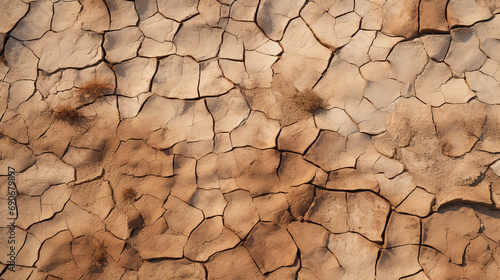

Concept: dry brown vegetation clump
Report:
left=77, top=78, right=113, bottom=101
left=91, top=242, right=107, bottom=269
left=122, top=187, right=137, bottom=202
left=52, top=106, right=85, bottom=124
left=291, top=90, right=326, bottom=114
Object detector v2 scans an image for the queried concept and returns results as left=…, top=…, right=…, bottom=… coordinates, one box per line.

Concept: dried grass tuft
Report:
left=91, top=242, right=106, bottom=266
left=77, top=78, right=113, bottom=101
left=291, top=90, right=326, bottom=114
left=122, top=187, right=137, bottom=201
left=52, top=106, right=85, bottom=124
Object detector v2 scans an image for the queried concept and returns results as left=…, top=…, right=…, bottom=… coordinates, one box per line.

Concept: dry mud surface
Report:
left=2, top=0, right=500, bottom=279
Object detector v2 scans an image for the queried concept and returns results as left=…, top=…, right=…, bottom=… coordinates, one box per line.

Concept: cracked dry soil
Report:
left=2, top=0, right=500, bottom=279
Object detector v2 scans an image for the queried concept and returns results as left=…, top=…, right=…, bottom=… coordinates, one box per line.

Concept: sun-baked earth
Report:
left=2, top=0, right=500, bottom=279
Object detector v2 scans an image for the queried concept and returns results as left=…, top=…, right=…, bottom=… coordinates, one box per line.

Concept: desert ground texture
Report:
left=2, top=0, right=500, bottom=279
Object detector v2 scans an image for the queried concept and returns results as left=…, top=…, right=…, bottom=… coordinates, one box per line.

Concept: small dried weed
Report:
left=122, top=187, right=137, bottom=201
left=77, top=78, right=113, bottom=101
left=52, top=106, right=85, bottom=124
left=291, top=90, right=326, bottom=114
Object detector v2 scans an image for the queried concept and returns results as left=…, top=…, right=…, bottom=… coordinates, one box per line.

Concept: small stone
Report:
left=104, top=27, right=144, bottom=63
left=244, top=222, right=297, bottom=273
